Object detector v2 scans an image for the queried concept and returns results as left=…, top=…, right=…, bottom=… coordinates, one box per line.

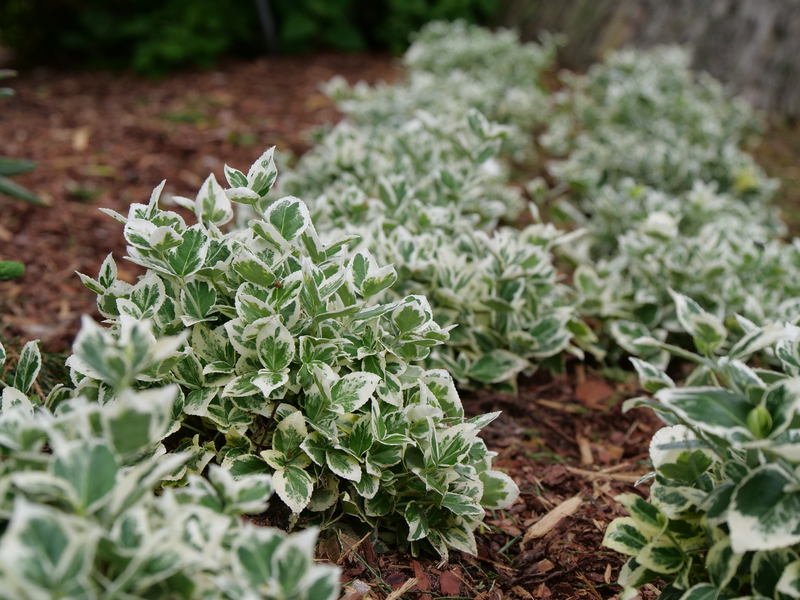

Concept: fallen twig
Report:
left=566, top=466, right=646, bottom=483
left=521, top=494, right=583, bottom=550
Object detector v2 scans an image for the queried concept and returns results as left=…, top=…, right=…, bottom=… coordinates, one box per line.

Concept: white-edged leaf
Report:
left=752, top=548, right=798, bottom=598
left=636, top=539, right=685, bottom=574
left=330, top=372, right=380, bottom=413
left=13, top=340, right=41, bottom=395
left=468, top=349, right=528, bottom=384
left=256, top=317, right=295, bottom=372
left=478, top=470, right=519, bottom=509
left=325, top=448, right=361, bottom=482
left=439, top=520, right=477, bottom=555
left=246, top=147, right=278, bottom=196
left=273, top=466, right=314, bottom=514
left=630, top=357, right=674, bottom=393
left=2, top=386, right=33, bottom=414
left=730, top=322, right=788, bottom=360
left=654, top=386, right=752, bottom=438
left=602, top=517, right=650, bottom=556
left=265, top=196, right=311, bottom=242
left=777, top=559, right=800, bottom=598
left=729, top=464, right=800, bottom=553
left=405, top=503, right=430, bottom=542
left=196, top=173, right=233, bottom=226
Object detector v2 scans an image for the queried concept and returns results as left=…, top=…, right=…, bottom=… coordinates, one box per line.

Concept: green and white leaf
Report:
left=330, top=372, right=380, bottom=414
left=13, top=340, right=41, bottom=395
left=468, top=349, right=528, bottom=384
left=478, top=470, right=519, bottom=509
left=273, top=465, right=314, bottom=514
left=326, top=448, right=362, bottom=483
left=729, top=465, right=800, bottom=552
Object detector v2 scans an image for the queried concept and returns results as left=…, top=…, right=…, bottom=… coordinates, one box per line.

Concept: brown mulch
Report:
left=752, top=116, right=800, bottom=236
left=0, top=53, right=399, bottom=351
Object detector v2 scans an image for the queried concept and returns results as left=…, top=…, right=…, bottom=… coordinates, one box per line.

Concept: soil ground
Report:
left=753, top=116, right=800, bottom=236
left=2, top=53, right=798, bottom=600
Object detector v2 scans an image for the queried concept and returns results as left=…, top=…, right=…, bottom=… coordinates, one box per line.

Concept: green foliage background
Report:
left=0, top=0, right=261, bottom=76
left=0, top=0, right=499, bottom=76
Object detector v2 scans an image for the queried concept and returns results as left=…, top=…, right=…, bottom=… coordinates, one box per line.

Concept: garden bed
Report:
left=3, top=43, right=800, bottom=600
left=0, top=52, right=658, bottom=599
left=0, top=52, right=397, bottom=351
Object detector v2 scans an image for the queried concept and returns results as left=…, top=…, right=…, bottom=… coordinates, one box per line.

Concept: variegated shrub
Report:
left=603, top=292, right=800, bottom=600
left=0, top=336, right=339, bottom=600
left=361, top=214, right=600, bottom=388
left=326, top=20, right=557, bottom=142
left=533, top=45, right=794, bottom=363
left=556, top=180, right=800, bottom=365
left=542, top=46, right=773, bottom=201
left=274, top=110, right=597, bottom=388
left=275, top=109, right=525, bottom=231
left=75, top=150, right=519, bottom=558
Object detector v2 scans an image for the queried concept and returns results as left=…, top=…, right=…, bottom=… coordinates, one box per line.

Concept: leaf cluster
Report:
left=542, top=46, right=768, bottom=199
left=604, top=291, right=800, bottom=600
left=534, top=46, right=799, bottom=365
left=74, top=150, right=519, bottom=558
left=0, top=337, right=339, bottom=600
left=326, top=20, right=557, bottom=137
left=279, top=68, right=602, bottom=390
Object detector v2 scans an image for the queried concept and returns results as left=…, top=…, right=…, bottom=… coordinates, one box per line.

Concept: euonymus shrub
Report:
left=277, top=109, right=525, bottom=230
left=326, top=20, right=557, bottom=141
left=542, top=46, right=773, bottom=201
left=276, top=110, right=597, bottom=387
left=77, top=150, right=519, bottom=558
left=272, top=23, right=611, bottom=385
left=0, top=337, right=339, bottom=600
left=363, top=211, right=600, bottom=389
left=603, top=291, right=800, bottom=600
left=557, top=180, right=800, bottom=365
left=535, top=46, right=790, bottom=361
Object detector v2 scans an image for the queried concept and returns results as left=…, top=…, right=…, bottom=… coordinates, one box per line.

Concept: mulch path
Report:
left=753, top=116, right=800, bottom=236
left=0, top=53, right=669, bottom=599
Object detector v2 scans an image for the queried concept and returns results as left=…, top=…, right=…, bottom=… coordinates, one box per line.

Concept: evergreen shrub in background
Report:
left=0, top=0, right=500, bottom=76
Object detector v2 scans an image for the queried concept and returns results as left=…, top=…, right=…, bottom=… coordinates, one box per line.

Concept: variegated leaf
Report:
left=478, top=470, right=519, bottom=509
left=256, top=317, right=295, bottom=372
left=326, top=448, right=361, bottom=482
left=330, top=372, right=380, bottom=413
left=273, top=466, right=314, bottom=514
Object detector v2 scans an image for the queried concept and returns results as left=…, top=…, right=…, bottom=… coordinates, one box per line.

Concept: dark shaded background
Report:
left=0, top=0, right=499, bottom=76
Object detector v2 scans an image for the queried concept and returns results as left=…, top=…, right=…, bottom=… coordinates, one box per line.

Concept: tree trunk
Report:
left=497, top=0, right=800, bottom=117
